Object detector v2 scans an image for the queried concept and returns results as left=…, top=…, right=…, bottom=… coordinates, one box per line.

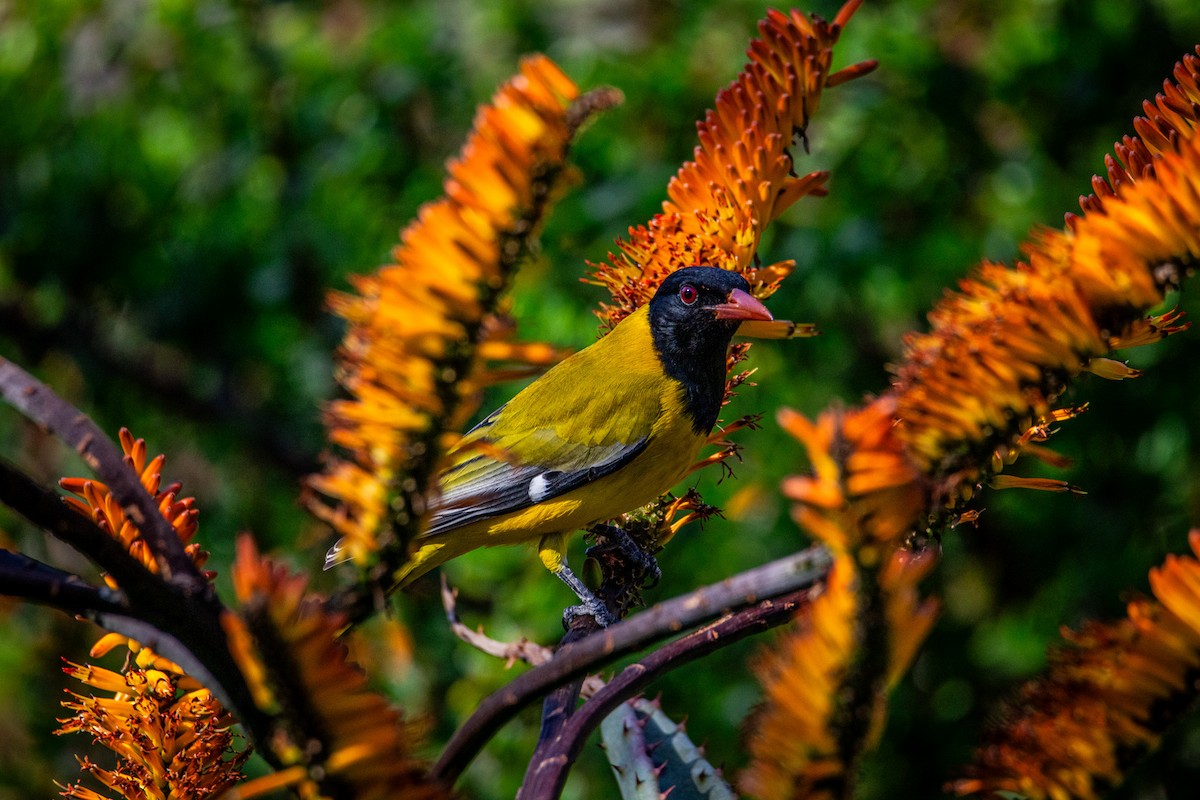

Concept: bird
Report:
left=330, top=266, right=775, bottom=623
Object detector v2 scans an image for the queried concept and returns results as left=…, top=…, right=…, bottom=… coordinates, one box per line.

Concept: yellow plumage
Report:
left=396, top=304, right=708, bottom=587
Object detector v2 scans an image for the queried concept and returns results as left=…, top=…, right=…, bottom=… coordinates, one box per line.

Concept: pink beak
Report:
left=712, top=288, right=773, bottom=322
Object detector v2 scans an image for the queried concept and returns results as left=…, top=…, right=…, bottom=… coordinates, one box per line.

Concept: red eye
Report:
left=679, top=284, right=698, bottom=305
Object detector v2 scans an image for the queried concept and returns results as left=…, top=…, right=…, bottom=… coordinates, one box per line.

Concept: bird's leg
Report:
left=538, top=533, right=616, bottom=628
left=556, top=566, right=617, bottom=629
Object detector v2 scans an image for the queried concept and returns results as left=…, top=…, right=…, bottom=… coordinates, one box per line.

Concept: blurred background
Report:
left=2, top=1, right=1199, bottom=797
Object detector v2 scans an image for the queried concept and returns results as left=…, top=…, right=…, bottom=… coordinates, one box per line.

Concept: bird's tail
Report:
left=324, top=535, right=469, bottom=588
left=323, top=538, right=352, bottom=570
left=391, top=539, right=459, bottom=589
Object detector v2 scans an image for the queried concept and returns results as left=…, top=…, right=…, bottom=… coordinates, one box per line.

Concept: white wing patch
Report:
left=528, top=473, right=552, bottom=503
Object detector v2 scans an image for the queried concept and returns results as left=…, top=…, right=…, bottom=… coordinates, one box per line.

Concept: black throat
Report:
left=648, top=311, right=737, bottom=435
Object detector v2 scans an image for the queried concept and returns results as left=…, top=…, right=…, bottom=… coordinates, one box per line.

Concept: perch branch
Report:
left=519, top=585, right=819, bottom=800
left=524, top=615, right=598, bottom=799
left=431, top=544, right=832, bottom=784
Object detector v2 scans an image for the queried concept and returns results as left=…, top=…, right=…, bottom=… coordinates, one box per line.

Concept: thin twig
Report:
left=442, top=576, right=607, bottom=698
left=442, top=575, right=556, bottom=668
left=519, top=585, right=819, bottom=800
left=565, top=86, right=624, bottom=134
left=0, top=549, right=130, bottom=618
left=0, top=458, right=155, bottom=592
left=430, top=545, right=832, bottom=784
left=0, top=357, right=206, bottom=592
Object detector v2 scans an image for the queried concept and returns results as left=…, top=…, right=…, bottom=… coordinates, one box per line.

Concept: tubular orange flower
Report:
left=778, top=399, right=926, bottom=554
left=55, top=662, right=248, bottom=800
left=740, top=558, right=858, bottom=800
left=600, top=487, right=722, bottom=553
left=60, top=427, right=207, bottom=584
left=740, top=550, right=937, bottom=800
left=60, top=427, right=208, bottom=672
left=228, top=536, right=442, bottom=800
left=1078, top=46, right=1200, bottom=215
left=889, top=47, right=1200, bottom=514
left=304, top=55, right=603, bottom=573
left=952, top=531, right=1200, bottom=800
left=741, top=400, right=935, bottom=800
left=746, top=44, right=1200, bottom=800
left=590, top=0, right=877, bottom=326
left=55, top=430, right=249, bottom=800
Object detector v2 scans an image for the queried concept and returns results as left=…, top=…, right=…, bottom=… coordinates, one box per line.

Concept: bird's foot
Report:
left=562, top=595, right=616, bottom=629
left=553, top=561, right=617, bottom=628
left=588, top=523, right=661, bottom=589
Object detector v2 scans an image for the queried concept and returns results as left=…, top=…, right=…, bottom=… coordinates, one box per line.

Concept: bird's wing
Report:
left=423, top=306, right=670, bottom=537
left=423, top=427, right=650, bottom=536
left=424, top=359, right=666, bottom=536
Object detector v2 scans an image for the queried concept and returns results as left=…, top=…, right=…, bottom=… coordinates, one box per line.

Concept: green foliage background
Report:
left=2, top=1, right=1199, bottom=798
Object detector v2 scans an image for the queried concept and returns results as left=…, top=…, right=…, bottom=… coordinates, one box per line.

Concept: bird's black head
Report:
left=647, top=267, right=773, bottom=434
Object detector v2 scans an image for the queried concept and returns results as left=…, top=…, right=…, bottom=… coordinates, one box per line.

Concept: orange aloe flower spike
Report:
left=304, top=56, right=618, bottom=586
